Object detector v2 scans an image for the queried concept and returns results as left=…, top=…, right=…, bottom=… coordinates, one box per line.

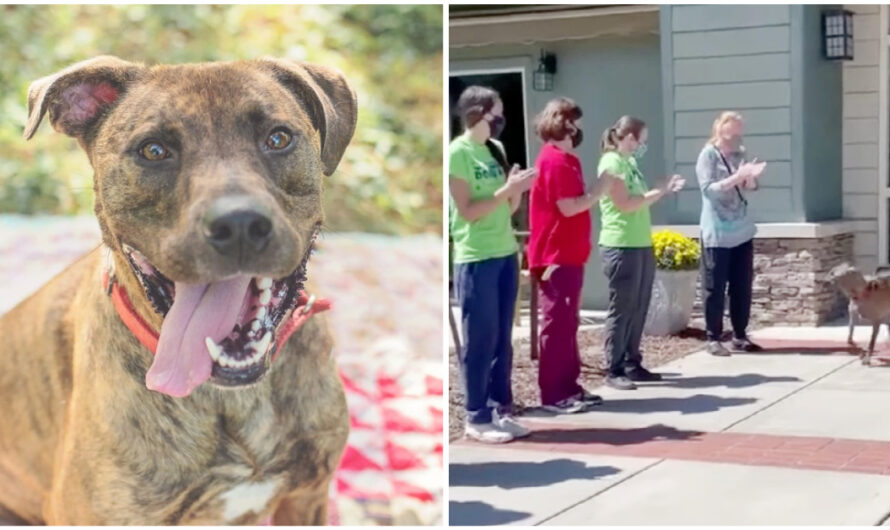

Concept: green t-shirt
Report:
left=448, top=132, right=518, bottom=263
left=597, top=151, right=653, bottom=248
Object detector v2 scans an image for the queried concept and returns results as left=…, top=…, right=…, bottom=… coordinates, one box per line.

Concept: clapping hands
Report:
left=739, top=158, right=767, bottom=187
left=506, top=164, right=538, bottom=194
left=662, top=174, right=686, bottom=194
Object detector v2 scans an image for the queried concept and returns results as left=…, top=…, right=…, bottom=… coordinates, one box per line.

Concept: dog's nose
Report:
left=203, top=198, right=273, bottom=256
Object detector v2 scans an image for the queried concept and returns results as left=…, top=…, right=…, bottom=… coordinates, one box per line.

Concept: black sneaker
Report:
left=625, top=366, right=663, bottom=382
left=707, top=341, right=731, bottom=357
left=605, top=375, right=637, bottom=390
left=731, top=337, right=763, bottom=352
left=579, top=388, right=604, bottom=406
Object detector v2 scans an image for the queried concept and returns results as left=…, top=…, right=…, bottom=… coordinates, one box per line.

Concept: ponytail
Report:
left=485, top=139, right=510, bottom=177
left=601, top=126, right=618, bottom=152
left=601, top=116, right=647, bottom=153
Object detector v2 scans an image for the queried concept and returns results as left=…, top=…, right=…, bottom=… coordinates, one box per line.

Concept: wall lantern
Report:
left=533, top=51, right=557, bottom=91
left=822, top=9, right=854, bottom=60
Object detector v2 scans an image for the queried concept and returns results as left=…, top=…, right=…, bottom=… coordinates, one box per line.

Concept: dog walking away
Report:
left=0, top=56, right=357, bottom=524
left=829, top=263, right=890, bottom=366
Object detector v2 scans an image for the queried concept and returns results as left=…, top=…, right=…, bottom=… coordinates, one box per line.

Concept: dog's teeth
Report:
left=251, top=348, right=264, bottom=363
left=257, top=277, right=273, bottom=289
left=256, top=306, right=267, bottom=320
left=259, top=289, right=272, bottom=305
left=205, top=337, right=222, bottom=361
left=255, top=331, right=273, bottom=354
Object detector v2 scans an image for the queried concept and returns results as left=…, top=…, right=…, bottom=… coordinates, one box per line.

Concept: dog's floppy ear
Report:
left=24, top=55, right=144, bottom=141
left=256, top=58, right=358, bottom=176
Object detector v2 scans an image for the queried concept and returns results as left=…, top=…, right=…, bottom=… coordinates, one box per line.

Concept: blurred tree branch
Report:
left=0, top=5, right=442, bottom=235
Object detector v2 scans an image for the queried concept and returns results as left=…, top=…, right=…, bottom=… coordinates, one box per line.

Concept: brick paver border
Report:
left=453, top=337, right=890, bottom=477
left=454, top=422, right=890, bottom=476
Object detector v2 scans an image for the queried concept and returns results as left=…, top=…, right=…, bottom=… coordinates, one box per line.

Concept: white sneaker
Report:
left=492, top=410, right=531, bottom=438
left=465, top=422, right=514, bottom=444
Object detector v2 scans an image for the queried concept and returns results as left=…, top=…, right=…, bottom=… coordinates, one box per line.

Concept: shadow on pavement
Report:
left=601, top=394, right=756, bottom=414
left=523, top=423, right=703, bottom=445
left=449, top=459, right=620, bottom=489
left=651, top=373, right=801, bottom=389
left=449, top=500, right=531, bottom=526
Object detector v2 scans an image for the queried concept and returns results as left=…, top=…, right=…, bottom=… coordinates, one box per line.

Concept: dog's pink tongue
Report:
left=146, top=275, right=251, bottom=398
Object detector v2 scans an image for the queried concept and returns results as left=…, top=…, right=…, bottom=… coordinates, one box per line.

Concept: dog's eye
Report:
left=266, top=130, right=293, bottom=151
left=139, top=142, right=170, bottom=161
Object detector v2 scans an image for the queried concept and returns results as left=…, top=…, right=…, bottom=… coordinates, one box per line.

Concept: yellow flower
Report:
left=650, top=229, right=699, bottom=270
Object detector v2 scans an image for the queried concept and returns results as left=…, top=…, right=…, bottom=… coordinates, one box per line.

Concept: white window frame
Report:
left=449, top=67, right=531, bottom=169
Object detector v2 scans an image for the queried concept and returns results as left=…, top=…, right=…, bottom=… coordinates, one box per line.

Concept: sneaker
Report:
left=465, top=422, right=514, bottom=444
left=707, top=341, right=731, bottom=357
left=625, top=366, right=663, bottom=382
left=605, top=375, right=637, bottom=390
left=731, top=337, right=763, bottom=352
left=579, top=388, right=604, bottom=406
left=492, top=409, right=531, bottom=438
left=542, top=397, right=586, bottom=414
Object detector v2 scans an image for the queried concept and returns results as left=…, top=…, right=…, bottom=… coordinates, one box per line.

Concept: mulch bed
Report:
left=449, top=326, right=717, bottom=441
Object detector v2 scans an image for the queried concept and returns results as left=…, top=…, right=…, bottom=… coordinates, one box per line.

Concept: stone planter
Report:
left=644, top=269, right=698, bottom=336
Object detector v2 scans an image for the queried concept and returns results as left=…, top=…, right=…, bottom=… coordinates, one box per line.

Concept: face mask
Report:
left=634, top=142, right=648, bottom=159
left=486, top=115, right=505, bottom=139
left=569, top=126, right=583, bottom=148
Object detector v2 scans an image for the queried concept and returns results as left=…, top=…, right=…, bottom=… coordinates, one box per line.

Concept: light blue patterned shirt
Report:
left=696, top=143, right=757, bottom=248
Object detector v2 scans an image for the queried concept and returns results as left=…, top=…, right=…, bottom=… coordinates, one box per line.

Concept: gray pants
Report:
left=601, top=246, right=655, bottom=376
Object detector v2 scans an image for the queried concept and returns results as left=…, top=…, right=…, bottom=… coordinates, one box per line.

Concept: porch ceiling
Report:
left=450, top=4, right=659, bottom=48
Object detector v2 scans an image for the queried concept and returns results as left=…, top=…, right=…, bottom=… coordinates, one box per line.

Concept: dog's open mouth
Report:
left=121, top=237, right=315, bottom=398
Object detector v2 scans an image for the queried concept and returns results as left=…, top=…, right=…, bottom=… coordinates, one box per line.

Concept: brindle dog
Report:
left=0, top=56, right=356, bottom=524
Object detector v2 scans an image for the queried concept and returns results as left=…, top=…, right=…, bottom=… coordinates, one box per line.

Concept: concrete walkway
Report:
left=449, top=325, right=890, bottom=525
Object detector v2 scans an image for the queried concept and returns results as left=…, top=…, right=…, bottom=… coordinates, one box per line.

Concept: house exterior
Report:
left=449, top=4, right=888, bottom=325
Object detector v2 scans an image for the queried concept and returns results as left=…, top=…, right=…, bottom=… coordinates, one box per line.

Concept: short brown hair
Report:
left=534, top=97, right=582, bottom=142
left=601, top=115, right=647, bottom=152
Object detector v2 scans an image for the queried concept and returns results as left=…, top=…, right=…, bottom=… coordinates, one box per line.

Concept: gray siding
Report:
left=661, top=4, right=794, bottom=224
left=670, top=4, right=791, bottom=31
left=799, top=5, right=844, bottom=221
left=661, top=4, right=844, bottom=224
left=842, top=5, right=881, bottom=270
left=673, top=54, right=790, bottom=85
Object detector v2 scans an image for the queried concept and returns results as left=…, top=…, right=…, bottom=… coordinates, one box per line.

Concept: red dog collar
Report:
left=101, top=269, right=330, bottom=359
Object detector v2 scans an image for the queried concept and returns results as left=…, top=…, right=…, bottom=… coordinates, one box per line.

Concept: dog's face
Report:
left=24, top=56, right=357, bottom=397
left=829, top=263, right=867, bottom=298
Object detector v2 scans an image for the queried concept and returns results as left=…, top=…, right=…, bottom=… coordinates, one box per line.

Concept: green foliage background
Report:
left=0, top=5, right=443, bottom=235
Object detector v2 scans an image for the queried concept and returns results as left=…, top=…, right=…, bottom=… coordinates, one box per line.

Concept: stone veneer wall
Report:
left=691, top=233, right=854, bottom=326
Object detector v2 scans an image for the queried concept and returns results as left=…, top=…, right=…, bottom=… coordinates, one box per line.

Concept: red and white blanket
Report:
left=0, top=216, right=443, bottom=526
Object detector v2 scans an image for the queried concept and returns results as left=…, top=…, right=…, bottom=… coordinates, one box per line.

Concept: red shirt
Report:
left=527, top=143, right=592, bottom=269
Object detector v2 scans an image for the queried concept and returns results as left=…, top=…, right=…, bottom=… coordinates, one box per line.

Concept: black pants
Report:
left=701, top=240, right=754, bottom=342
left=602, top=247, right=655, bottom=377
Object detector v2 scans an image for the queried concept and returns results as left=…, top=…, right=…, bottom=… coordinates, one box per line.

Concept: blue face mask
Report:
left=634, top=142, right=648, bottom=160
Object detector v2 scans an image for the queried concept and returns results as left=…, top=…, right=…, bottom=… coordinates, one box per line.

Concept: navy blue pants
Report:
left=454, top=254, right=518, bottom=424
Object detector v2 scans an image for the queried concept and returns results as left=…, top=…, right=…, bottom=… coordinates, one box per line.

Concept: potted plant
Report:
left=644, top=230, right=701, bottom=336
